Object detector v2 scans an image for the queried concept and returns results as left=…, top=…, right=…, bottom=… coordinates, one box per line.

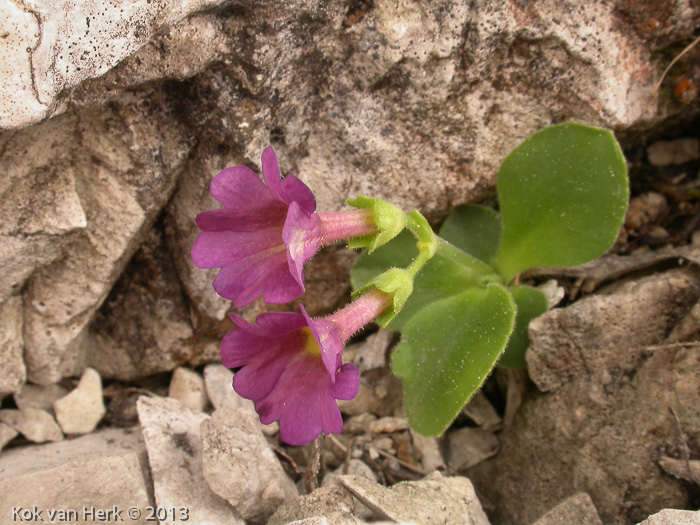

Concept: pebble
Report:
left=463, top=391, right=502, bottom=432
left=532, top=492, right=602, bottom=525
left=368, top=416, right=409, bottom=434
left=53, top=367, right=106, bottom=435
left=0, top=408, right=63, bottom=443
left=169, top=367, right=208, bottom=412
left=446, top=426, right=500, bottom=470
left=0, top=422, right=18, bottom=453
left=201, top=408, right=298, bottom=523
left=13, top=383, right=68, bottom=413
left=410, top=429, right=446, bottom=472
left=647, top=138, right=700, bottom=167
left=203, top=363, right=254, bottom=411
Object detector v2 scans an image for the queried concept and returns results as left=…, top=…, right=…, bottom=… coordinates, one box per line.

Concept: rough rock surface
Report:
left=0, top=423, right=18, bottom=454
left=13, top=383, right=69, bottom=413
left=0, top=296, right=25, bottom=398
left=0, top=428, right=151, bottom=524
left=0, top=408, right=63, bottom=443
left=269, top=484, right=364, bottom=525
left=201, top=408, right=298, bottom=522
left=469, top=269, right=700, bottom=524
left=169, top=367, right=208, bottom=412
left=532, top=493, right=602, bottom=525
left=53, top=367, right=106, bottom=435
left=1, top=0, right=698, bottom=388
left=136, top=395, right=242, bottom=524
left=637, top=509, right=700, bottom=525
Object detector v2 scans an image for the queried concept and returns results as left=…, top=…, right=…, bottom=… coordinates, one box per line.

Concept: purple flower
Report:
left=221, top=307, right=359, bottom=446
left=191, top=148, right=322, bottom=308
left=220, top=289, right=393, bottom=445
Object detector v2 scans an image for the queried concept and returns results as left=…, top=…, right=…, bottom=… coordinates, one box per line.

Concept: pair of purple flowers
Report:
left=192, top=148, right=391, bottom=445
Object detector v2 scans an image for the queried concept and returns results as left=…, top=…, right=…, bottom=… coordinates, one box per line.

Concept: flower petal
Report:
left=331, top=363, right=360, bottom=400
left=195, top=205, right=287, bottom=232
left=301, top=305, right=343, bottom=379
left=191, top=228, right=281, bottom=269
left=210, top=165, right=276, bottom=211
left=283, top=202, right=322, bottom=288
left=261, top=147, right=316, bottom=213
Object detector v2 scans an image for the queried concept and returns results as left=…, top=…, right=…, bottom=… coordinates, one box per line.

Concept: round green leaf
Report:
left=392, top=284, right=516, bottom=436
left=439, top=204, right=502, bottom=264
left=493, top=123, right=628, bottom=281
left=498, top=285, right=549, bottom=369
left=350, top=231, right=482, bottom=330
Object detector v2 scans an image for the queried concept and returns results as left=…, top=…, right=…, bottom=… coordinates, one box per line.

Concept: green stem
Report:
left=434, top=236, right=495, bottom=277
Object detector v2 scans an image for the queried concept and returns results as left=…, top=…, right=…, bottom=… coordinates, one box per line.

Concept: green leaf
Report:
left=392, top=284, right=516, bottom=436
left=439, top=204, right=502, bottom=263
left=493, top=123, right=629, bottom=281
left=498, top=285, right=549, bottom=369
left=350, top=231, right=482, bottom=330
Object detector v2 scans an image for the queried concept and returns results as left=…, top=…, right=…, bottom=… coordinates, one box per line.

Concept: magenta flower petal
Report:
left=222, top=309, right=359, bottom=446
left=191, top=148, right=320, bottom=307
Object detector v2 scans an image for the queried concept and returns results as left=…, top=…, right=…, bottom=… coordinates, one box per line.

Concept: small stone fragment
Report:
left=268, top=484, right=363, bottom=525
left=323, top=459, right=378, bottom=487
left=0, top=295, right=25, bottom=397
left=658, top=456, right=700, bottom=485
left=345, top=413, right=377, bottom=434
left=410, top=429, right=446, bottom=472
left=463, top=391, right=502, bottom=432
left=13, top=383, right=69, bottom=413
left=0, top=428, right=150, bottom=524
left=137, top=395, right=242, bottom=524
left=368, top=416, right=410, bottom=434
left=626, top=192, right=667, bottom=231
left=0, top=422, right=18, bottom=453
left=0, top=408, right=63, bottom=443
left=447, top=427, right=500, bottom=470
left=204, top=363, right=254, bottom=411
left=339, top=472, right=490, bottom=525
left=53, top=367, right=106, bottom=434
left=169, top=366, right=208, bottom=412
left=532, top=493, right=602, bottom=525
left=647, top=138, right=700, bottom=167
left=201, top=408, right=298, bottom=523
left=637, top=509, right=700, bottom=524
left=349, top=329, right=394, bottom=373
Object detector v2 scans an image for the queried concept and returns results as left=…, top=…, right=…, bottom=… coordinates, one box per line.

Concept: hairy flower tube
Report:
left=191, top=147, right=385, bottom=308
left=221, top=289, right=392, bottom=445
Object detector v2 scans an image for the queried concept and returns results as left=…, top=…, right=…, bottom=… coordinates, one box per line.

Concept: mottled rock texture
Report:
left=1, top=0, right=699, bottom=393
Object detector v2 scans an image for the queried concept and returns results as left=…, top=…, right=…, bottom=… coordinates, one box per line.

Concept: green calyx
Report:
left=347, top=196, right=407, bottom=252
left=353, top=267, right=414, bottom=327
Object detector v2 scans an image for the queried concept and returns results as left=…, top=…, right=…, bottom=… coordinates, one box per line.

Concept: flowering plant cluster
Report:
left=193, top=123, right=629, bottom=444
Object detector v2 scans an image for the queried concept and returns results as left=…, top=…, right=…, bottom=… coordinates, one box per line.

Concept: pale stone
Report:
left=268, top=484, right=364, bottom=525
left=532, top=493, right=603, bottom=525
left=13, top=383, right=69, bottom=413
left=168, top=367, right=208, bottom=412
left=323, top=459, right=378, bottom=487
left=463, top=390, right=502, bottom=432
left=0, top=296, right=25, bottom=398
left=201, top=408, right=298, bottom=522
left=136, top=395, right=242, bottom=524
left=0, top=408, right=63, bottom=443
left=368, top=417, right=410, bottom=434
left=410, top=430, right=446, bottom=472
left=0, top=428, right=151, bottom=524
left=53, top=367, right=106, bottom=435
left=447, top=427, right=500, bottom=470
left=339, top=472, right=490, bottom=525
left=637, top=509, right=700, bottom=525
left=647, top=138, right=700, bottom=167
left=0, top=423, right=18, bottom=453
left=203, top=364, right=253, bottom=412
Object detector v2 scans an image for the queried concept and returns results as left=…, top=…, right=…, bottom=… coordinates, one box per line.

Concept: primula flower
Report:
left=191, top=148, right=381, bottom=308
left=221, top=289, right=392, bottom=445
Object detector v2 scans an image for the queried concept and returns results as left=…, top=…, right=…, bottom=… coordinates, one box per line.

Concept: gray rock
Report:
left=368, top=417, right=410, bottom=434
left=0, top=296, right=25, bottom=398
left=0, top=408, right=63, bottom=443
left=647, top=138, right=700, bottom=167
left=53, top=367, right=106, bottom=435
left=136, top=395, right=242, bottom=524
left=169, top=367, right=208, bottom=412
left=463, top=390, right=502, bottom=432
left=409, top=430, right=446, bottom=473
left=268, top=484, right=364, bottom=525
left=346, top=329, right=394, bottom=373
left=203, top=364, right=254, bottom=412
left=0, top=427, right=151, bottom=524
left=637, top=509, right=700, bottom=525
left=339, top=472, right=490, bottom=525
left=446, top=427, right=500, bottom=471
left=323, top=459, right=378, bottom=488
left=201, top=408, right=298, bottom=523
left=532, top=493, right=602, bottom=525
left=13, top=383, right=69, bottom=413
left=0, top=423, right=18, bottom=453
left=469, top=269, right=700, bottom=524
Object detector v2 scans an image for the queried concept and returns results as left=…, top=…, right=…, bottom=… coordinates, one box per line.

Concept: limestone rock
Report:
left=268, top=484, right=364, bottom=525
left=204, top=364, right=253, bottom=412
left=323, top=459, right=378, bottom=488
left=637, top=509, right=700, bottom=525
left=647, top=138, right=700, bottom=167
left=410, top=430, right=446, bottom=473
left=13, top=383, right=69, bottom=413
left=136, top=395, right=242, bottom=524
left=463, top=390, right=502, bottom=432
left=0, top=428, right=151, bottom=524
left=169, top=367, right=208, bottom=412
left=446, top=427, right=500, bottom=471
left=532, top=493, right=602, bottom=525
left=53, top=367, right=106, bottom=435
left=0, top=408, right=63, bottom=443
left=0, top=423, right=18, bottom=454
left=0, top=296, right=25, bottom=398
left=339, top=472, right=490, bottom=525
left=469, top=269, right=700, bottom=524
left=201, top=408, right=298, bottom=523
left=368, top=417, right=410, bottom=434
